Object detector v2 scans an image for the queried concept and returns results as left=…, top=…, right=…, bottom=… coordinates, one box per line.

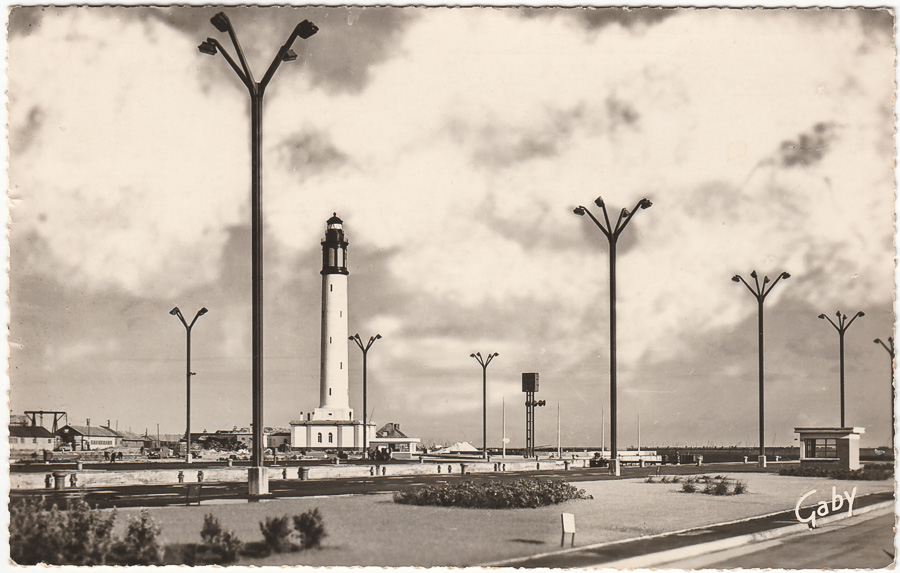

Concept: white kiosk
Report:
left=794, top=427, right=865, bottom=470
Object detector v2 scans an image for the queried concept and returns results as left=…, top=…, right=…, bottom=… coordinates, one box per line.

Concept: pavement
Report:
left=483, top=490, right=895, bottom=568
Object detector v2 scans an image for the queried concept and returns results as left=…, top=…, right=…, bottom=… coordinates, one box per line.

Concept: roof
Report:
left=326, top=213, right=343, bottom=225
left=375, top=422, right=408, bottom=439
left=58, top=425, right=123, bottom=438
left=9, top=425, right=55, bottom=438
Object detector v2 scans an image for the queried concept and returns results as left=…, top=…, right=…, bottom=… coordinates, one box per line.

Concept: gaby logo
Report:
left=794, top=486, right=858, bottom=528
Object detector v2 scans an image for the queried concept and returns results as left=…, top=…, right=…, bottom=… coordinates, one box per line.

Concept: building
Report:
left=291, top=214, right=371, bottom=452
left=795, top=426, right=866, bottom=470
left=369, top=423, right=421, bottom=458
left=9, top=425, right=56, bottom=452
left=56, top=425, right=123, bottom=451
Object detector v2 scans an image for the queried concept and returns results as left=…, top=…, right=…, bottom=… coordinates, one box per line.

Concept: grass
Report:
left=96, top=473, right=891, bottom=567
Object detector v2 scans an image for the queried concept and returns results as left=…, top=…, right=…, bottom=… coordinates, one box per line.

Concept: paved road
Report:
left=10, top=462, right=790, bottom=509
left=665, top=508, right=895, bottom=569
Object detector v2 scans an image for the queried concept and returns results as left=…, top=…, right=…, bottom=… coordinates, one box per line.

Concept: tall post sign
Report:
left=523, top=373, right=545, bottom=458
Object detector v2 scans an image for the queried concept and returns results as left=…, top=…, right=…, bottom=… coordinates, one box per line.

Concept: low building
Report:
left=9, top=425, right=56, bottom=452
left=369, top=423, right=421, bottom=458
left=794, top=426, right=866, bottom=470
left=56, top=425, right=123, bottom=451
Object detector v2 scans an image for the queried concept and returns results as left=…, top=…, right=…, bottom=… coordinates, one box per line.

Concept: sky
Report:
left=7, top=7, right=897, bottom=449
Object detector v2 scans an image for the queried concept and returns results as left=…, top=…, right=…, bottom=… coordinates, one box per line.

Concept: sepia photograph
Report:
left=6, top=5, right=897, bottom=568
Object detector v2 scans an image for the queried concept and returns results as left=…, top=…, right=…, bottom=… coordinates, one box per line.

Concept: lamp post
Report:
left=170, top=307, right=208, bottom=464
left=197, top=12, right=317, bottom=496
left=818, top=310, right=864, bottom=427
left=470, top=352, right=499, bottom=459
left=350, top=333, right=381, bottom=458
left=873, top=336, right=895, bottom=446
left=732, top=270, right=790, bottom=464
left=573, top=196, right=652, bottom=465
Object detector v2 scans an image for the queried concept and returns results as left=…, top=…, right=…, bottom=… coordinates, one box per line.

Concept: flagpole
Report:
left=557, top=402, right=561, bottom=457
left=502, top=397, right=506, bottom=458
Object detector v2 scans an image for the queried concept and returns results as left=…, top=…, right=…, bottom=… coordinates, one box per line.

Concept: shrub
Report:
left=659, top=476, right=670, bottom=484
left=713, top=480, right=730, bottom=496
left=201, top=513, right=243, bottom=563
left=111, top=510, right=163, bottom=565
left=681, top=481, right=697, bottom=493
left=644, top=476, right=656, bottom=483
left=671, top=476, right=682, bottom=483
left=10, top=497, right=118, bottom=565
left=259, top=515, right=295, bottom=554
left=394, top=479, right=592, bottom=509
left=733, top=480, right=747, bottom=495
left=293, top=509, right=327, bottom=549
left=779, top=463, right=892, bottom=481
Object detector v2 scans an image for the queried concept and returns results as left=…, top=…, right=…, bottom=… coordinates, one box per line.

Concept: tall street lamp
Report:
left=170, top=307, right=209, bottom=464
left=818, top=310, right=864, bottom=427
left=873, top=336, right=895, bottom=446
left=350, top=333, right=381, bottom=458
left=470, top=352, right=499, bottom=459
left=732, top=270, right=790, bottom=464
left=574, top=196, right=652, bottom=467
left=198, top=12, right=317, bottom=496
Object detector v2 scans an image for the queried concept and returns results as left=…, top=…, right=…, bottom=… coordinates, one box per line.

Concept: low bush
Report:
left=779, top=464, right=892, bottom=481
left=644, top=476, right=656, bottom=483
left=681, top=481, right=697, bottom=493
left=10, top=497, right=118, bottom=565
left=110, top=510, right=164, bottom=565
left=201, top=514, right=243, bottom=563
left=259, top=515, right=295, bottom=554
left=393, top=479, right=592, bottom=509
left=733, top=480, right=747, bottom=495
left=293, top=509, right=327, bottom=549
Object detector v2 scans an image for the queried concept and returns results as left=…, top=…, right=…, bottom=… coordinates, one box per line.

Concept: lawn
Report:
left=108, top=473, right=892, bottom=567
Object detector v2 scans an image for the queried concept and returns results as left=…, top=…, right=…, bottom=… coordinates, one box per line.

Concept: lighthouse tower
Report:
left=312, top=213, right=353, bottom=421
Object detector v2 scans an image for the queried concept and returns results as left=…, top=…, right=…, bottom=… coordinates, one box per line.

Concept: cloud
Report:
left=8, top=8, right=895, bottom=447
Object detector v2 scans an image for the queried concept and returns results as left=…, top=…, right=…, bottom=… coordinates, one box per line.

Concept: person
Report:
left=104, top=451, right=110, bottom=461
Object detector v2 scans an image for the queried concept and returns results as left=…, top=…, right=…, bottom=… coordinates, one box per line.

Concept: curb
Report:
left=601, top=499, right=895, bottom=569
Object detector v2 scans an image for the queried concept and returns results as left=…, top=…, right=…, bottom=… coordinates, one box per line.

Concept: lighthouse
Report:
left=290, top=214, right=371, bottom=452
left=312, top=213, right=353, bottom=421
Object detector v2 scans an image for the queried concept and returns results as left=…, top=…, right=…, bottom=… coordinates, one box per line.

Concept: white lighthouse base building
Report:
left=289, top=417, right=375, bottom=452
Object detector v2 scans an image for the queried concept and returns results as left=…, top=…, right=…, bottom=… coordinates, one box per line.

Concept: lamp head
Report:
left=763, top=276, right=770, bottom=284
left=750, top=270, right=758, bottom=279
left=296, top=20, right=318, bottom=39
left=857, top=311, right=865, bottom=318
left=170, top=307, right=181, bottom=316
left=781, top=272, right=791, bottom=279
left=211, top=12, right=231, bottom=33
left=731, top=275, right=741, bottom=283
left=818, top=314, right=826, bottom=319
left=594, top=196, right=605, bottom=208
left=875, top=338, right=882, bottom=344
left=282, top=49, right=298, bottom=62
left=375, top=334, right=382, bottom=340
left=470, top=353, right=476, bottom=358
left=622, top=208, right=631, bottom=218
left=198, top=40, right=217, bottom=55
left=573, top=206, right=585, bottom=216
left=476, top=352, right=482, bottom=357
left=639, top=198, right=652, bottom=209
left=198, top=307, right=208, bottom=316
left=349, top=336, right=355, bottom=341
left=493, top=352, right=499, bottom=357
left=836, top=311, right=842, bottom=319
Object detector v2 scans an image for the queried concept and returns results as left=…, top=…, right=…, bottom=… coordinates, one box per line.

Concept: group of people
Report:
left=104, top=450, right=123, bottom=462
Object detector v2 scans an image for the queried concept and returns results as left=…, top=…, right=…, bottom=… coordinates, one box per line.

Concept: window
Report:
left=317, top=433, right=323, bottom=443
left=330, top=284, right=333, bottom=292
left=329, top=388, right=332, bottom=396
left=329, top=337, right=332, bottom=343
left=805, top=438, right=837, bottom=458
left=328, top=433, right=333, bottom=443
left=340, top=362, right=343, bottom=370
left=33, top=438, right=38, bottom=444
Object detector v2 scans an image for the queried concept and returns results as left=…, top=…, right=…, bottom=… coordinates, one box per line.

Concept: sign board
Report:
left=522, top=372, right=539, bottom=393
left=560, top=512, right=576, bottom=547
